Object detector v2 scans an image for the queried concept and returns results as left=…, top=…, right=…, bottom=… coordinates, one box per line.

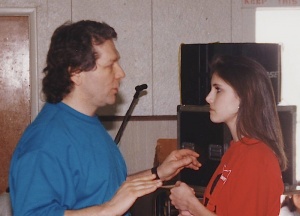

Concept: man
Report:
left=9, top=20, right=201, bottom=215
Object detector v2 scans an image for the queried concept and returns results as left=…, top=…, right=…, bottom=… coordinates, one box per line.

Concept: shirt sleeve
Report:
left=10, top=148, right=74, bottom=216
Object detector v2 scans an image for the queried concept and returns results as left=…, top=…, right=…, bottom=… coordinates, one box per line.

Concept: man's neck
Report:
left=62, top=95, right=96, bottom=117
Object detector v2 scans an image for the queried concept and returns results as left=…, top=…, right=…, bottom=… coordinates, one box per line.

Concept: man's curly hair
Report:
left=42, top=20, right=117, bottom=103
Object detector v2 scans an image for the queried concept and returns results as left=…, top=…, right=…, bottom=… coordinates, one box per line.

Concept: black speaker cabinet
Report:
left=278, top=105, right=298, bottom=191
left=180, top=43, right=281, bottom=105
left=177, top=105, right=297, bottom=192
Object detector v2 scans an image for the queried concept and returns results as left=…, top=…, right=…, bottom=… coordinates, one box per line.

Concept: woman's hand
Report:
left=170, top=181, right=196, bottom=211
left=170, top=181, right=216, bottom=216
left=179, top=210, right=194, bottom=216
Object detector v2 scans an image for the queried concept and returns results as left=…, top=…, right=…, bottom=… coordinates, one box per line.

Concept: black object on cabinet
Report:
left=180, top=43, right=282, bottom=105
left=177, top=105, right=297, bottom=192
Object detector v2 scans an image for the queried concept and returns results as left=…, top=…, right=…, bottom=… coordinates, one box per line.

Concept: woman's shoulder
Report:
left=230, top=137, right=279, bottom=169
left=279, top=206, right=299, bottom=215
left=240, top=137, right=276, bottom=156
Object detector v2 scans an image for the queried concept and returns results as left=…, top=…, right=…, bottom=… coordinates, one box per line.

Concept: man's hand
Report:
left=65, top=174, right=162, bottom=216
left=157, top=149, right=201, bottom=181
left=105, top=174, right=162, bottom=215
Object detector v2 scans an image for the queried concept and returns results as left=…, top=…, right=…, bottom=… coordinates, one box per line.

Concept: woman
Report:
left=170, top=55, right=287, bottom=216
left=280, top=194, right=300, bottom=216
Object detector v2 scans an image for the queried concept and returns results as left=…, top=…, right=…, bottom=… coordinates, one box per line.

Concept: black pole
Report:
left=114, top=84, right=147, bottom=144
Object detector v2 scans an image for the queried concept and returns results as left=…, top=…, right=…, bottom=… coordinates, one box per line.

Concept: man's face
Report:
left=78, top=39, right=125, bottom=110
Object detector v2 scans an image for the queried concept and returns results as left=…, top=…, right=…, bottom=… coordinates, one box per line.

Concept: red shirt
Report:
left=203, top=137, right=283, bottom=216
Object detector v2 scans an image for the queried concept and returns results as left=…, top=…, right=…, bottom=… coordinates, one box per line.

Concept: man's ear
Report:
left=69, top=67, right=82, bottom=85
left=70, top=72, right=82, bottom=85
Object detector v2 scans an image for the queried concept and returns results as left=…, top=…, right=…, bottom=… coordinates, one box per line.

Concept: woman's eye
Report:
left=215, top=87, right=221, bottom=93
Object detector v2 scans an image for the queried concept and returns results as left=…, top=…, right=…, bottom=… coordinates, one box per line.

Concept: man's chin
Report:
left=106, top=97, right=117, bottom=105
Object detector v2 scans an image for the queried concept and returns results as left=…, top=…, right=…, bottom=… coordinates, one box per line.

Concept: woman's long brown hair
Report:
left=210, top=55, right=287, bottom=171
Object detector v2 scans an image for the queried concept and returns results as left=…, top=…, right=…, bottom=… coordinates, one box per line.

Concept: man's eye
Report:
left=104, top=64, right=113, bottom=69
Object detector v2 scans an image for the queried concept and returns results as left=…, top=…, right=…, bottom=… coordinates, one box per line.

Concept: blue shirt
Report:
left=9, top=102, right=127, bottom=215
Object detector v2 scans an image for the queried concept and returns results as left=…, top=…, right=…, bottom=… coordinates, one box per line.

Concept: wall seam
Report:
left=151, top=0, right=154, bottom=115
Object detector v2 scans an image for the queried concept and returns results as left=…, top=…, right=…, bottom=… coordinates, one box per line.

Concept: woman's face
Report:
left=293, top=194, right=300, bottom=212
left=206, top=73, right=240, bottom=126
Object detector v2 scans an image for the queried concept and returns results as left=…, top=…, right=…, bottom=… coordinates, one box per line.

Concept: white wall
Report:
left=0, top=0, right=255, bottom=173
left=0, top=0, right=248, bottom=116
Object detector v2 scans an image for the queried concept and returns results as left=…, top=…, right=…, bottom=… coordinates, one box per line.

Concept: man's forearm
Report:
left=127, top=169, right=152, bottom=181
left=64, top=202, right=118, bottom=216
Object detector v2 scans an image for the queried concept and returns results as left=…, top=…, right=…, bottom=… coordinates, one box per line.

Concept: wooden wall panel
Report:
left=0, top=16, right=30, bottom=193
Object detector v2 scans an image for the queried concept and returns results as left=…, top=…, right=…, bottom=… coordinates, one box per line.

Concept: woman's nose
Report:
left=206, top=92, right=212, bottom=104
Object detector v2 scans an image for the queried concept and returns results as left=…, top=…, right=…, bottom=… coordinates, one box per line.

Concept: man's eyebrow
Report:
left=110, top=52, right=120, bottom=62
